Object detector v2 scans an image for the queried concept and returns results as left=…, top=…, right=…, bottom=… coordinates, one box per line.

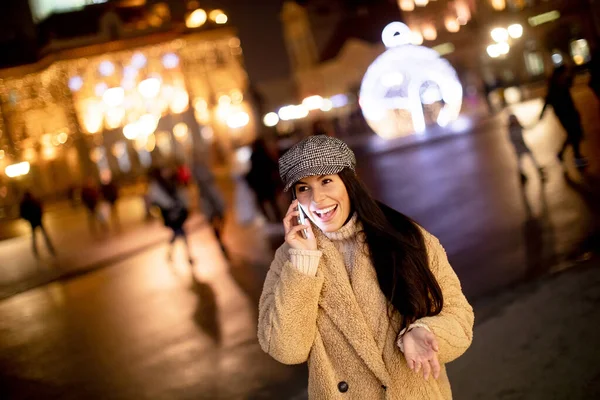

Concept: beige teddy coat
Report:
left=258, top=226, right=474, bottom=399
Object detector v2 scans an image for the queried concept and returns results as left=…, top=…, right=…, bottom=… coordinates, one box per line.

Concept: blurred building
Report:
left=0, top=0, right=255, bottom=218
left=261, top=0, right=598, bottom=137
left=398, top=0, right=598, bottom=100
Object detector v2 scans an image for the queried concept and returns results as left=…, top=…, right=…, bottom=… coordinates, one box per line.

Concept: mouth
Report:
left=313, top=205, right=338, bottom=222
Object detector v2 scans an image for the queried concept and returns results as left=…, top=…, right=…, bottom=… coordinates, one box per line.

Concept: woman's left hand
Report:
left=402, top=327, right=440, bottom=380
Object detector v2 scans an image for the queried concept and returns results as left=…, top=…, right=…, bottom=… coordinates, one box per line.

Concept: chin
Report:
left=315, top=220, right=343, bottom=233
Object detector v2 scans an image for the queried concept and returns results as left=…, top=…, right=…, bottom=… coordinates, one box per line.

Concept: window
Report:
left=524, top=52, right=544, bottom=76
left=570, top=39, right=591, bottom=66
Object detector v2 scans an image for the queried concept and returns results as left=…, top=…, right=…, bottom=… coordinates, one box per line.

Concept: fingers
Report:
left=303, top=220, right=315, bottom=239
left=422, top=359, right=431, bottom=380
left=430, top=336, right=439, bottom=352
left=286, top=224, right=309, bottom=241
left=430, top=354, right=441, bottom=380
left=286, top=199, right=298, bottom=214
left=413, top=361, right=421, bottom=374
left=283, top=209, right=299, bottom=232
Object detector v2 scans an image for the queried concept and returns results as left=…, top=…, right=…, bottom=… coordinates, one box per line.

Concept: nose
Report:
left=311, top=186, right=326, bottom=204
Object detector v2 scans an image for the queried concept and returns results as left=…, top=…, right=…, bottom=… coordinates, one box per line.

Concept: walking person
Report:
left=192, top=154, right=228, bottom=257
left=81, top=177, right=107, bottom=235
left=258, top=136, right=474, bottom=399
left=100, top=179, right=120, bottom=230
left=245, top=138, right=283, bottom=223
left=539, top=65, right=587, bottom=168
left=508, top=113, right=545, bottom=184
left=19, top=191, right=56, bottom=258
left=148, top=167, right=193, bottom=264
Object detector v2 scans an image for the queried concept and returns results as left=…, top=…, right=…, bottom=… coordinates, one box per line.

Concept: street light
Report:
left=5, top=162, right=30, bottom=178
left=399, top=0, right=415, bottom=12
left=138, top=77, right=161, bottom=99
left=487, top=44, right=501, bottom=58
left=497, top=42, right=510, bottom=55
left=508, top=24, right=523, bottom=39
left=263, top=112, right=279, bottom=127
left=102, top=87, right=125, bottom=107
left=186, top=9, right=207, bottom=28
left=491, top=27, right=509, bottom=42
left=422, top=24, right=437, bottom=41
left=445, top=17, right=460, bottom=33
left=227, top=111, right=250, bottom=129
left=302, top=95, right=324, bottom=110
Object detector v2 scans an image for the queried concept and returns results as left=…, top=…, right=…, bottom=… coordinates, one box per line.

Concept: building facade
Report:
left=0, top=1, right=255, bottom=218
left=266, top=0, right=598, bottom=138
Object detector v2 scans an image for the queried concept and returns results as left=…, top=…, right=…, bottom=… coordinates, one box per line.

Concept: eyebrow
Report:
left=296, top=175, right=326, bottom=185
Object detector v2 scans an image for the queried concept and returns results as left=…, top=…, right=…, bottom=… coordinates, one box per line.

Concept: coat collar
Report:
left=313, top=227, right=391, bottom=385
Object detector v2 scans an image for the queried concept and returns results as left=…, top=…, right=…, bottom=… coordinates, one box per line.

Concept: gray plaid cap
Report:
left=278, top=135, right=356, bottom=192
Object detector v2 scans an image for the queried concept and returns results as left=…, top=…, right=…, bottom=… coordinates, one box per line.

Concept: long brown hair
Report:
left=338, top=168, right=443, bottom=332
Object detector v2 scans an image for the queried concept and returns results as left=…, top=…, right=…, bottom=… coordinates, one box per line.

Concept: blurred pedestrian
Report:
left=539, top=65, right=587, bottom=168
left=81, top=177, right=107, bottom=235
left=19, top=191, right=56, bottom=258
left=175, top=161, right=192, bottom=187
left=148, top=167, right=193, bottom=264
left=508, top=114, right=545, bottom=184
left=100, top=179, right=120, bottom=230
left=258, top=136, right=474, bottom=399
left=192, top=154, right=227, bottom=257
left=245, top=137, right=282, bottom=223
left=67, top=185, right=78, bottom=208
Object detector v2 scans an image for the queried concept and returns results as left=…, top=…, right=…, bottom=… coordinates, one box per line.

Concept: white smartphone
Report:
left=292, top=191, right=308, bottom=239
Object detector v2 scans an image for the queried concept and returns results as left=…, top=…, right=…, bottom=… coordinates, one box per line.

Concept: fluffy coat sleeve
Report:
left=414, top=233, right=474, bottom=364
left=257, top=245, right=325, bottom=364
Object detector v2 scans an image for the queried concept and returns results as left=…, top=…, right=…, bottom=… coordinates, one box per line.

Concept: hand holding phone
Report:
left=283, top=195, right=317, bottom=251
left=292, top=191, right=308, bottom=239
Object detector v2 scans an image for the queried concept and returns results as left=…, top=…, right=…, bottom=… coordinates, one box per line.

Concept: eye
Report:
left=297, top=185, right=309, bottom=193
left=322, top=178, right=333, bottom=185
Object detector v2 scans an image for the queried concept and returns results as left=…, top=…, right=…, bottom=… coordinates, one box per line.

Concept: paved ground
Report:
left=0, top=85, right=599, bottom=399
left=449, top=256, right=600, bottom=400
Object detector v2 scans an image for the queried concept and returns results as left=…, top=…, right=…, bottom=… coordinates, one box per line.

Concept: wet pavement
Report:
left=1, top=87, right=599, bottom=399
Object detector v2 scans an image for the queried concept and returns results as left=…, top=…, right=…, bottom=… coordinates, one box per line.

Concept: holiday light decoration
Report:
left=359, top=22, right=463, bottom=138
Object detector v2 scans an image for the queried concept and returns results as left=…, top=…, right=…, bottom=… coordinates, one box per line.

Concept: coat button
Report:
left=381, top=385, right=387, bottom=390
left=338, top=381, right=349, bottom=393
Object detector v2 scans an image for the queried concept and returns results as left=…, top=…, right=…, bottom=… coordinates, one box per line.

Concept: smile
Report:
left=313, top=205, right=338, bottom=221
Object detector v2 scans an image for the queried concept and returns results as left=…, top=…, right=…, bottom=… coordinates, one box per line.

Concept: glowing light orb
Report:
left=359, top=21, right=463, bottom=139
left=131, top=52, right=147, bottom=69
left=162, top=53, right=179, bottom=69
left=99, top=61, right=115, bottom=77
left=227, top=111, right=250, bottom=129
left=263, top=112, right=279, bottom=127
left=69, top=76, right=83, bottom=92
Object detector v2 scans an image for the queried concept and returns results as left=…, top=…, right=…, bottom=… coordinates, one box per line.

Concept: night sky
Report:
left=200, top=0, right=291, bottom=85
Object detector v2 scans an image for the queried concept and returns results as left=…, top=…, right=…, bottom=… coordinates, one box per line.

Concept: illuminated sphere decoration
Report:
left=359, top=21, right=463, bottom=138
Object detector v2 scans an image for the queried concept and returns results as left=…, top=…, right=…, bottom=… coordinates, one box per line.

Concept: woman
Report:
left=148, top=167, right=193, bottom=264
left=258, top=136, right=474, bottom=399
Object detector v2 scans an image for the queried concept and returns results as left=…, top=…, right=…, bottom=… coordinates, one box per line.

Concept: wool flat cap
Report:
left=278, top=135, right=356, bottom=192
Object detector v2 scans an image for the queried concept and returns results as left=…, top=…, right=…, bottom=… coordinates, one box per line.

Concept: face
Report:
left=294, top=174, right=351, bottom=233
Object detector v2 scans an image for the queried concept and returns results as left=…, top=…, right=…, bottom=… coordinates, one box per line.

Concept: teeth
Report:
left=315, top=205, right=336, bottom=216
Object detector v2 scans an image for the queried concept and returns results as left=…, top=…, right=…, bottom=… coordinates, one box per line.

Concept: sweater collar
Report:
left=323, top=213, right=359, bottom=242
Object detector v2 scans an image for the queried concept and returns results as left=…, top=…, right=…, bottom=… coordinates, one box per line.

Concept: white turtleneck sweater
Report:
left=287, top=214, right=432, bottom=345
left=288, top=214, right=361, bottom=277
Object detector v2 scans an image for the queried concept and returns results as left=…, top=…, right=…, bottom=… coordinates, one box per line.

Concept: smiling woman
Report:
left=294, top=174, right=351, bottom=233
left=258, top=135, right=474, bottom=399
